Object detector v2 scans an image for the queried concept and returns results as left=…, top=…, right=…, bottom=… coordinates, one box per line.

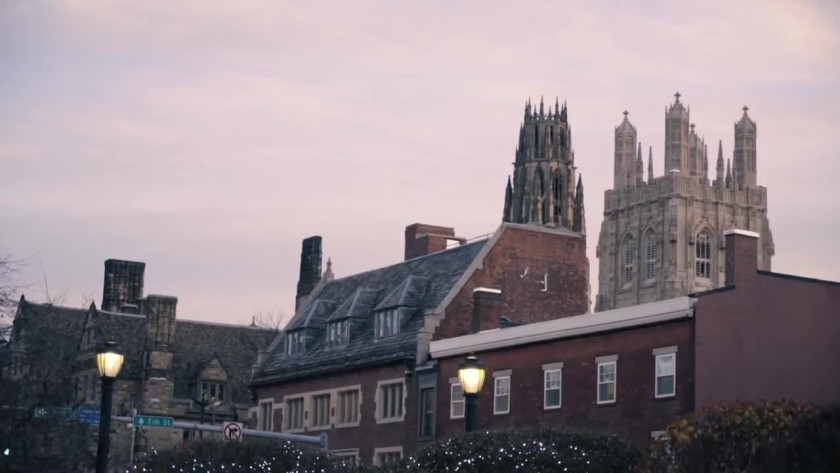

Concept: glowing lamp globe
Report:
left=457, top=354, right=486, bottom=395
left=97, top=341, right=125, bottom=379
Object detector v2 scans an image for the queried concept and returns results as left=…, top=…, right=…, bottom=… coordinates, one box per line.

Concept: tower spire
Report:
left=703, top=143, right=709, bottom=180
left=636, top=142, right=644, bottom=186
left=725, top=158, right=733, bottom=189
left=555, top=97, right=560, bottom=118
left=572, top=175, right=586, bottom=235
left=716, top=140, right=725, bottom=189
left=648, top=146, right=654, bottom=182
left=503, top=176, right=513, bottom=223
left=539, top=96, right=544, bottom=117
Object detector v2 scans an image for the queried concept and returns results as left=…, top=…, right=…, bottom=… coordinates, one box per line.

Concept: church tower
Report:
left=595, top=93, right=774, bottom=312
left=503, top=96, right=584, bottom=233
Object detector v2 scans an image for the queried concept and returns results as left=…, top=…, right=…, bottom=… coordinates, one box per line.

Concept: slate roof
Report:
left=172, top=320, right=276, bottom=405
left=252, top=239, right=488, bottom=384
left=12, top=297, right=276, bottom=405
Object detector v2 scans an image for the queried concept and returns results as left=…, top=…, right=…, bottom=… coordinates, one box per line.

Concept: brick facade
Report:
left=252, top=222, right=590, bottom=466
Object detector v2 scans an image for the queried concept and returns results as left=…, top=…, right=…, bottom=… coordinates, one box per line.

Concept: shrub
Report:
left=647, top=400, right=809, bottom=473
left=753, top=402, right=840, bottom=473
left=129, top=438, right=356, bottom=473
left=374, top=428, right=642, bottom=473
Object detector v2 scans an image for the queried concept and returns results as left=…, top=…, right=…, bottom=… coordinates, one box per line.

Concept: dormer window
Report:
left=327, top=320, right=349, bottom=347
left=286, top=330, right=305, bottom=356
left=375, top=310, right=400, bottom=339
left=201, top=381, right=226, bottom=402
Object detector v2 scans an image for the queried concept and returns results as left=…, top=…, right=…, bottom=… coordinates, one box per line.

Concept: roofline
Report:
left=429, top=296, right=694, bottom=359
left=177, top=318, right=280, bottom=331
left=757, top=270, right=840, bottom=287
left=251, top=355, right=412, bottom=386
left=688, top=285, right=736, bottom=297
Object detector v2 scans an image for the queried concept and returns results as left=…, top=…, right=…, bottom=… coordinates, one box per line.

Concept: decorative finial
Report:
left=622, top=110, right=629, bottom=119
left=743, top=105, right=749, bottom=115
left=674, top=91, right=681, bottom=102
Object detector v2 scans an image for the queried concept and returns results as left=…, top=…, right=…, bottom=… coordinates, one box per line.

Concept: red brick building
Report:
left=430, top=230, right=839, bottom=447
left=249, top=222, right=590, bottom=466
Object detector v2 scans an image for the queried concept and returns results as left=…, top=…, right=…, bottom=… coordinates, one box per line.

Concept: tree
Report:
left=251, top=308, right=285, bottom=331
left=0, top=252, right=25, bottom=340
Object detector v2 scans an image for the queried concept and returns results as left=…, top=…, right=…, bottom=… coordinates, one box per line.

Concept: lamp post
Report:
left=95, top=340, right=125, bottom=473
left=457, top=353, right=486, bottom=433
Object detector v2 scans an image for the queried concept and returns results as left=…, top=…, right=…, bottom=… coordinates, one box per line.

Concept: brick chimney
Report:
left=102, top=259, right=145, bottom=313
left=724, top=229, right=759, bottom=286
left=472, top=288, right=502, bottom=333
left=404, top=223, right=465, bottom=260
left=296, top=236, right=323, bottom=311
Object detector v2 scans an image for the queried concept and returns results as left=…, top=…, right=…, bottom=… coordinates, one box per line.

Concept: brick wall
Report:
left=433, top=226, right=589, bottom=340
left=695, top=233, right=840, bottom=407
left=254, top=362, right=419, bottom=464
left=435, top=319, right=694, bottom=447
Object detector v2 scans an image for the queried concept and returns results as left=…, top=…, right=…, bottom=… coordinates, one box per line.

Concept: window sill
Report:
left=450, top=415, right=464, bottom=420
left=543, top=405, right=562, bottom=411
left=493, top=410, right=510, bottom=416
left=596, top=400, right=617, bottom=406
left=334, top=421, right=362, bottom=429
left=375, top=416, right=405, bottom=425
left=654, top=393, right=676, bottom=400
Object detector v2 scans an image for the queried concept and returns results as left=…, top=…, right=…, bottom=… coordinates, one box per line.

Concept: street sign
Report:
left=223, top=422, right=243, bottom=441
left=78, top=407, right=100, bottom=425
left=133, top=415, right=174, bottom=428
left=34, top=407, right=75, bottom=419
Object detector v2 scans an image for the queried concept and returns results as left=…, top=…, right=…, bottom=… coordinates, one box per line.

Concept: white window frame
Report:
left=375, top=378, right=406, bottom=424
left=596, top=357, right=617, bottom=405
left=283, top=396, right=306, bottom=433
left=449, top=381, right=464, bottom=419
left=257, top=399, right=274, bottom=431
left=330, top=449, right=360, bottom=467
left=373, top=446, right=403, bottom=467
left=310, top=392, right=332, bottom=429
left=542, top=362, right=563, bottom=410
left=653, top=346, right=678, bottom=399
left=493, top=374, right=511, bottom=415
left=418, top=385, right=436, bottom=440
left=375, top=310, right=400, bottom=339
left=335, top=387, right=362, bottom=428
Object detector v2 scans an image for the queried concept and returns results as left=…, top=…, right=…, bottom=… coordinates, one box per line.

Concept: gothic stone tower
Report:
left=595, top=93, right=774, bottom=311
left=503, top=96, right=585, bottom=233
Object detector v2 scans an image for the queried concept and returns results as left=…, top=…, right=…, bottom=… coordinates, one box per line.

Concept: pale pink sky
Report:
left=2, top=1, right=838, bottom=325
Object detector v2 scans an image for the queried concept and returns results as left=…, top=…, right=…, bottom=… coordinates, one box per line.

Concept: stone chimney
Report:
left=404, top=223, right=465, bottom=261
left=296, top=236, right=323, bottom=311
left=102, top=259, right=145, bottom=312
left=472, top=288, right=502, bottom=333
left=724, top=229, right=759, bottom=286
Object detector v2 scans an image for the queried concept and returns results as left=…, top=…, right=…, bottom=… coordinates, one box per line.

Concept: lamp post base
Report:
left=464, top=393, right=478, bottom=433
left=95, top=377, right=115, bottom=473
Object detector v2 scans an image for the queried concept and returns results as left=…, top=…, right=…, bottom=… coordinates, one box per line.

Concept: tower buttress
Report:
left=614, top=111, right=637, bottom=190
left=664, top=92, right=690, bottom=174
left=733, top=105, right=757, bottom=189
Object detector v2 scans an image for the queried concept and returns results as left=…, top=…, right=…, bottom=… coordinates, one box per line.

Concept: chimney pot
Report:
left=404, top=223, right=464, bottom=260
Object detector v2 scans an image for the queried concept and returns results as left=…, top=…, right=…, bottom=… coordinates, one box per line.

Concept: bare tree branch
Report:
left=251, top=308, right=285, bottom=331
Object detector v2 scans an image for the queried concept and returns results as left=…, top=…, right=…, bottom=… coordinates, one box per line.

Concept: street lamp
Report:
left=96, top=340, right=125, bottom=473
left=457, top=353, right=486, bottom=433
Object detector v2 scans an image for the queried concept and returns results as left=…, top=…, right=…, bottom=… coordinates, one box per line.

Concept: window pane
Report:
left=495, top=394, right=509, bottom=413
left=545, top=389, right=560, bottom=408
left=657, top=376, right=675, bottom=396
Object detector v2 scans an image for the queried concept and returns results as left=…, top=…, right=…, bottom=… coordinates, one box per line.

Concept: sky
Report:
left=1, top=0, right=838, bottom=326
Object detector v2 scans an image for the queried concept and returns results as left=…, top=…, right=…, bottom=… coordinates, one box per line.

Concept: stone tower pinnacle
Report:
left=572, top=175, right=585, bottom=235
left=504, top=95, right=580, bottom=231
left=613, top=111, right=638, bottom=190
left=725, top=158, right=733, bottom=189
left=665, top=92, right=690, bottom=174
left=648, top=147, right=654, bottom=182
left=636, top=143, right=644, bottom=185
left=733, top=105, right=757, bottom=189
left=716, top=140, right=725, bottom=190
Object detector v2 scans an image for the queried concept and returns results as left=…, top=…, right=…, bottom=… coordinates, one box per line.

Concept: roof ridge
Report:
left=177, top=318, right=279, bottom=330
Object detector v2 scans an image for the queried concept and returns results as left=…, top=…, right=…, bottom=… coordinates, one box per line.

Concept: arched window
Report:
left=622, top=234, right=635, bottom=287
left=695, top=230, right=712, bottom=278
left=644, top=230, right=657, bottom=282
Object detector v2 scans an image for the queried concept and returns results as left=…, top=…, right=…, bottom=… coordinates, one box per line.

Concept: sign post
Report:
left=223, top=422, right=243, bottom=441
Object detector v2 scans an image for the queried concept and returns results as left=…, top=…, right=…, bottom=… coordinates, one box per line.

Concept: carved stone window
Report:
left=695, top=230, right=713, bottom=279
left=622, top=234, right=636, bottom=287
left=644, top=230, right=657, bottom=282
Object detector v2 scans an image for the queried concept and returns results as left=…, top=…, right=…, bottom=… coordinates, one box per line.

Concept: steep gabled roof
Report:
left=252, top=239, right=489, bottom=384
left=172, top=320, right=276, bottom=405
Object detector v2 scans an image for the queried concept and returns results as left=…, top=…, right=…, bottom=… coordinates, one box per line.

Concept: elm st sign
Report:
left=133, top=415, right=174, bottom=428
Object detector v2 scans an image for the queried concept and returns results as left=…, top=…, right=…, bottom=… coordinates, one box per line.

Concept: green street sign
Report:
left=133, top=415, right=174, bottom=428
left=34, top=407, right=75, bottom=419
